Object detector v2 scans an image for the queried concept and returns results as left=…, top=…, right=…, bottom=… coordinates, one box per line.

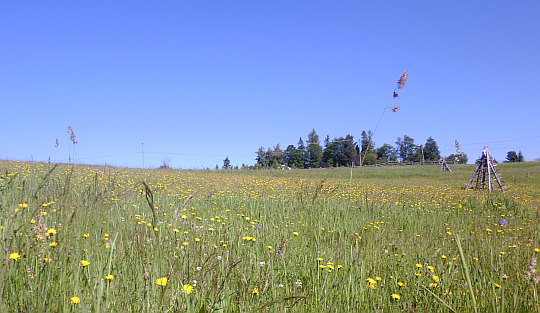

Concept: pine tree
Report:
left=423, top=137, right=441, bottom=161
left=297, top=137, right=308, bottom=168
left=360, top=130, right=375, bottom=155
left=505, top=151, right=518, bottom=163
left=222, top=157, right=231, bottom=169
left=307, top=129, right=322, bottom=168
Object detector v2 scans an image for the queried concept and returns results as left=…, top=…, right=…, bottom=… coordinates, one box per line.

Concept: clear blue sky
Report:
left=1, top=1, right=539, bottom=169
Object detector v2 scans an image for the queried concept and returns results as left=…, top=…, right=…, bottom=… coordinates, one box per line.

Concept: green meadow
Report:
left=1, top=160, right=539, bottom=312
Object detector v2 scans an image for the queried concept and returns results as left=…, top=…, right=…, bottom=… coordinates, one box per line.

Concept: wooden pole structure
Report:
left=465, top=147, right=505, bottom=191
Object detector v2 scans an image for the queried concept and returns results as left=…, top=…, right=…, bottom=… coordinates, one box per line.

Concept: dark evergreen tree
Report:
left=360, top=130, right=375, bottom=155
left=222, top=157, right=231, bottom=169
left=518, top=150, right=524, bottom=162
left=285, top=144, right=305, bottom=168
left=297, top=137, right=308, bottom=168
left=256, top=147, right=268, bottom=168
left=423, top=137, right=441, bottom=161
left=322, top=135, right=358, bottom=167
left=505, top=151, right=519, bottom=163
left=307, top=129, right=323, bottom=168
left=396, top=135, right=418, bottom=162
left=377, top=144, right=398, bottom=162
left=268, top=144, right=284, bottom=168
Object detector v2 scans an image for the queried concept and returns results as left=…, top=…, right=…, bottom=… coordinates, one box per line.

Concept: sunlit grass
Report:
left=1, top=160, right=539, bottom=312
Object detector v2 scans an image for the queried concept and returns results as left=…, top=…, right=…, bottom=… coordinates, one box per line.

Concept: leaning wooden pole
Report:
left=465, top=147, right=505, bottom=192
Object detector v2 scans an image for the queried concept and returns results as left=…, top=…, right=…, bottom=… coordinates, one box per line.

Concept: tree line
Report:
left=253, top=129, right=468, bottom=169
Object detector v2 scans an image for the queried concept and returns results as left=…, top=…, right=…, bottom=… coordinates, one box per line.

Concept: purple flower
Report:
left=499, top=219, right=507, bottom=227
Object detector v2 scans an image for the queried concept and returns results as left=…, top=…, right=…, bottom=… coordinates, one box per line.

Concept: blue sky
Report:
left=1, top=1, right=539, bottom=169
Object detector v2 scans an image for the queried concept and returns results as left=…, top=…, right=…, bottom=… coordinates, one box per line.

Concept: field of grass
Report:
left=1, top=160, right=539, bottom=312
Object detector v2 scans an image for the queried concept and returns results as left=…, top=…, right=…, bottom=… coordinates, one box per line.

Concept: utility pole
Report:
left=142, top=142, right=145, bottom=169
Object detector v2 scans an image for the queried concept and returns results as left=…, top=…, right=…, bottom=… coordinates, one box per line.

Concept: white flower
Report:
left=259, top=261, right=266, bottom=267
left=196, top=266, right=202, bottom=271
left=278, top=284, right=284, bottom=288
left=295, top=279, right=302, bottom=287
left=217, top=256, right=222, bottom=260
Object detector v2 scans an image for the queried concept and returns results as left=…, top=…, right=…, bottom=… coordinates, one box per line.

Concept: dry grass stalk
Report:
left=397, top=70, right=409, bottom=89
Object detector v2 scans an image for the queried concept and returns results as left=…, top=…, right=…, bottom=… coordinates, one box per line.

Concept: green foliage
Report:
left=446, top=153, right=468, bottom=164
left=505, top=150, right=524, bottom=163
left=423, top=136, right=441, bottom=161
left=396, top=135, right=419, bottom=162
left=362, top=152, right=378, bottom=165
left=284, top=145, right=305, bottom=169
left=360, top=130, right=375, bottom=155
left=256, top=145, right=285, bottom=168
left=376, top=144, right=398, bottom=162
left=322, top=134, right=357, bottom=167
left=222, top=157, right=231, bottom=169
left=307, top=129, right=323, bottom=168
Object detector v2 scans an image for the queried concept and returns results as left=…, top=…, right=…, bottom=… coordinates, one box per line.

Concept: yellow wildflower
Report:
left=182, top=284, right=194, bottom=294
left=156, top=277, right=168, bottom=287
left=9, top=253, right=21, bottom=261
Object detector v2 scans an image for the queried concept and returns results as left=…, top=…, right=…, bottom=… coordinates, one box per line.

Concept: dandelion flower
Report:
left=391, top=294, right=401, bottom=300
left=9, top=253, right=21, bottom=261
left=156, top=277, right=168, bottom=287
left=81, top=260, right=90, bottom=267
left=106, top=274, right=114, bottom=281
left=70, top=297, right=80, bottom=304
left=50, top=242, right=58, bottom=247
left=416, top=263, right=423, bottom=268
left=293, top=232, right=299, bottom=236
left=432, top=275, right=440, bottom=283
left=43, top=257, right=52, bottom=263
left=47, top=228, right=57, bottom=236
left=83, top=233, right=89, bottom=238
left=397, top=282, right=405, bottom=287
left=182, top=284, right=194, bottom=294
left=252, top=288, right=259, bottom=295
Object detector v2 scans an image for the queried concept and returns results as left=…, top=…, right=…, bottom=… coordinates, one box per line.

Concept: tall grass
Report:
left=0, top=160, right=539, bottom=312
